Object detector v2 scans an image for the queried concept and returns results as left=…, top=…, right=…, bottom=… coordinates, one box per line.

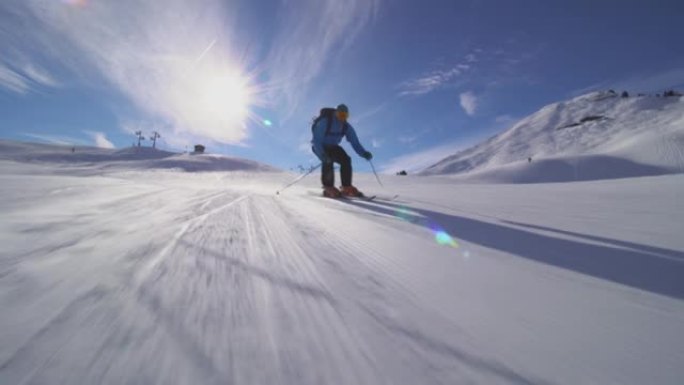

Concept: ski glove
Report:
left=362, top=151, right=373, bottom=160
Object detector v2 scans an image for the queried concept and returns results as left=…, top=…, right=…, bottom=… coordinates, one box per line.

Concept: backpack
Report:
left=311, top=107, right=348, bottom=137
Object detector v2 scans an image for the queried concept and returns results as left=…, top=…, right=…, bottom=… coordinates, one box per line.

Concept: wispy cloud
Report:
left=0, top=61, right=59, bottom=94
left=403, top=44, right=541, bottom=99
left=398, top=67, right=464, bottom=96
left=465, top=53, right=477, bottom=63
left=5, top=0, right=259, bottom=146
left=23, top=133, right=88, bottom=146
left=85, top=131, right=115, bottom=149
left=494, top=114, right=519, bottom=130
left=24, top=131, right=114, bottom=148
left=397, top=128, right=430, bottom=145
left=353, top=101, right=391, bottom=125
left=459, top=91, right=477, bottom=116
left=4, top=0, right=381, bottom=144
left=398, top=135, right=418, bottom=144
left=23, top=63, right=60, bottom=88
left=0, top=64, right=29, bottom=94
left=265, top=0, right=381, bottom=116
left=397, top=51, right=479, bottom=97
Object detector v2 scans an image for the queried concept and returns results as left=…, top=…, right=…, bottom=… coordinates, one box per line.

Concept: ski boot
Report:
left=323, top=186, right=342, bottom=198
left=340, top=185, right=364, bottom=198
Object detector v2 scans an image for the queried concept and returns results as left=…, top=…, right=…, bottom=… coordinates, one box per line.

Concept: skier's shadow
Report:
left=339, top=199, right=684, bottom=301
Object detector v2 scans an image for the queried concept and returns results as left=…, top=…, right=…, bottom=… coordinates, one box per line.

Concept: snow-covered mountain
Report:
left=0, top=140, right=279, bottom=173
left=421, top=91, right=684, bottom=183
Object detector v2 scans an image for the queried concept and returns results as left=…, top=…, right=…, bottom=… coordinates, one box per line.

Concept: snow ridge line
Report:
left=133, top=194, right=250, bottom=288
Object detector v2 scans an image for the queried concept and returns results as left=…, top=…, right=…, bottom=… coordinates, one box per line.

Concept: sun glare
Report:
left=200, top=72, right=251, bottom=125
left=178, top=47, right=264, bottom=143
left=62, top=0, right=87, bottom=7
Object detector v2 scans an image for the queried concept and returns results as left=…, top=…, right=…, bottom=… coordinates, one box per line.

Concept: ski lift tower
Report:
left=135, top=131, right=145, bottom=147
left=150, top=131, right=161, bottom=149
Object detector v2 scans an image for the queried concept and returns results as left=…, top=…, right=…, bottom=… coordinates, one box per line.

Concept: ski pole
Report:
left=276, top=163, right=321, bottom=195
left=367, top=160, right=401, bottom=200
left=368, top=160, right=384, bottom=187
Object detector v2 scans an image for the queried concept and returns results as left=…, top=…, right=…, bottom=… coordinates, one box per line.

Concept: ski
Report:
left=310, top=189, right=398, bottom=202
left=341, top=194, right=377, bottom=201
left=336, top=194, right=402, bottom=202
left=319, top=193, right=374, bottom=201
left=350, top=194, right=399, bottom=202
left=321, top=193, right=399, bottom=202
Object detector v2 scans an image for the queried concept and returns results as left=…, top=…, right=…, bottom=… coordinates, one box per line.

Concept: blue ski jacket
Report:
left=311, top=116, right=368, bottom=161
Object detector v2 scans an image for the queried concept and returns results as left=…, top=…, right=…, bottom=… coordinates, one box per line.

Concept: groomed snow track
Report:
left=1, top=166, right=684, bottom=384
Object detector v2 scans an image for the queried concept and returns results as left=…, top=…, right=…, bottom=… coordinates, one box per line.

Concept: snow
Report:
left=1, top=140, right=684, bottom=384
left=0, top=141, right=279, bottom=173
left=422, top=92, right=684, bottom=182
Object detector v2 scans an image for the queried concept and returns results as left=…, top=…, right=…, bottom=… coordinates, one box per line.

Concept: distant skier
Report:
left=311, top=104, right=373, bottom=198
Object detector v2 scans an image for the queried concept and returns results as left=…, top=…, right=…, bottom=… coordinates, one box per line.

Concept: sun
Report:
left=200, top=73, right=251, bottom=125
left=180, top=53, right=263, bottom=143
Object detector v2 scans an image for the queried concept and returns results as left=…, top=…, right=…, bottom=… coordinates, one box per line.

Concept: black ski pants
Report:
left=321, top=145, right=352, bottom=187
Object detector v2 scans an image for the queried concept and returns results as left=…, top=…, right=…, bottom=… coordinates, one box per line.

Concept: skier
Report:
left=311, top=104, right=373, bottom=198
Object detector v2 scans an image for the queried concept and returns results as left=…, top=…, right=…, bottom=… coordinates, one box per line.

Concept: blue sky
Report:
left=1, top=0, right=683, bottom=173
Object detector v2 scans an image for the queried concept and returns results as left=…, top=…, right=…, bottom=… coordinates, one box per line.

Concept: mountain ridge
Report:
left=420, top=91, right=684, bottom=183
left=0, top=140, right=280, bottom=173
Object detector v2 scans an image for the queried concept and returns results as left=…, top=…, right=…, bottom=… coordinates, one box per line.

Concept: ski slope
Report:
left=1, top=141, right=684, bottom=384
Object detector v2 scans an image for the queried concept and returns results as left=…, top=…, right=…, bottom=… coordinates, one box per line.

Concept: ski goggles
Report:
left=336, top=110, right=349, bottom=119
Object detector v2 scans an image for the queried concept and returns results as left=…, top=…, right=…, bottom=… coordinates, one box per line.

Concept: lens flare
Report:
left=434, top=230, right=459, bottom=248
left=394, top=206, right=418, bottom=223
left=392, top=205, right=459, bottom=249
left=62, top=0, right=87, bottom=7
left=263, top=119, right=273, bottom=126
